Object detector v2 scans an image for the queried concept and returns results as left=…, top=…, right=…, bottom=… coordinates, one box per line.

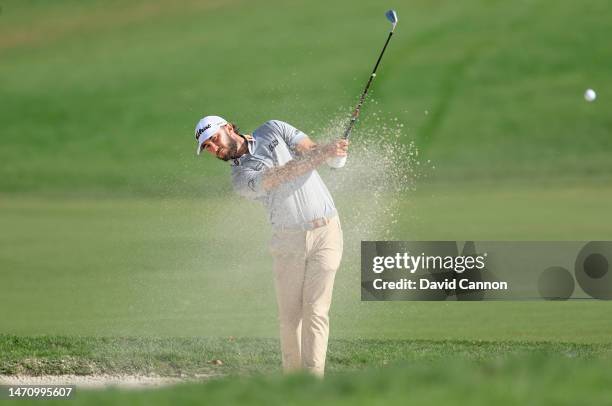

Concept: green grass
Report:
left=1, top=0, right=611, bottom=196
left=2, top=0, right=612, bottom=403
left=3, top=339, right=612, bottom=405
left=2, top=190, right=612, bottom=342
left=74, top=357, right=612, bottom=406
left=3, top=335, right=611, bottom=404
left=2, top=334, right=611, bottom=377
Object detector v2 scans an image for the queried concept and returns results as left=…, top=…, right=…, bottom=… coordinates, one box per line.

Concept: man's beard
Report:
left=215, top=131, right=239, bottom=161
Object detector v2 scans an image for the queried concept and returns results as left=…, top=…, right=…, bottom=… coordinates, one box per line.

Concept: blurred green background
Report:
left=1, top=0, right=611, bottom=342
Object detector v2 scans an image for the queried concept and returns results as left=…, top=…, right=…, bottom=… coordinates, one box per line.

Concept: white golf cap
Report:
left=194, top=115, right=228, bottom=155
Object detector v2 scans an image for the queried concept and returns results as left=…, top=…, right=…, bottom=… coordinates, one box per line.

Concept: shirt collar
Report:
left=230, top=134, right=256, bottom=167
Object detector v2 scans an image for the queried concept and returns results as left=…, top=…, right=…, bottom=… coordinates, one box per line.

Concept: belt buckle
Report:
left=310, top=217, right=328, bottom=230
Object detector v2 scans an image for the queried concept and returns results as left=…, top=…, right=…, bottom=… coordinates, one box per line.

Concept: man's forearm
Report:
left=261, top=145, right=328, bottom=191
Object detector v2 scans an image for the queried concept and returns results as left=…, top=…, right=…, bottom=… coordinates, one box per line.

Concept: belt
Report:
left=275, top=214, right=337, bottom=232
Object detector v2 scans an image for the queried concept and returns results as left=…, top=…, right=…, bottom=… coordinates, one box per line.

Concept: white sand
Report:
left=0, top=373, right=213, bottom=389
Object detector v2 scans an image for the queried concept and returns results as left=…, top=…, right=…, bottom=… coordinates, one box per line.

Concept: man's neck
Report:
left=235, top=134, right=251, bottom=157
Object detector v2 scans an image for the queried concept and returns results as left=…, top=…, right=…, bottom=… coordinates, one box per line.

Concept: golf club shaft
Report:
left=343, top=30, right=394, bottom=139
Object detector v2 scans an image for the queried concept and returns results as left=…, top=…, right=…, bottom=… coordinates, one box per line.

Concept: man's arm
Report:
left=293, top=136, right=318, bottom=155
left=261, top=137, right=348, bottom=191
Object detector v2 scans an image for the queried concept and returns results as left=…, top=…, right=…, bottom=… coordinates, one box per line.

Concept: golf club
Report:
left=328, top=9, right=399, bottom=168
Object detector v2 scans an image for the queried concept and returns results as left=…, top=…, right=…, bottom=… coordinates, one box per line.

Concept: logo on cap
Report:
left=195, top=124, right=213, bottom=141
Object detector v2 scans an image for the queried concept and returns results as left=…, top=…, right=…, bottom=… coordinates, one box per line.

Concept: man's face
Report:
left=201, top=126, right=239, bottom=161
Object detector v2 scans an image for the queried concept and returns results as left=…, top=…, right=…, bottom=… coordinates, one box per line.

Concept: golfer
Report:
left=194, top=116, right=347, bottom=377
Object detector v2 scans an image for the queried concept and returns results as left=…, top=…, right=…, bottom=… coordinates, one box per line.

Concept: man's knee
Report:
left=303, top=302, right=330, bottom=327
left=278, top=312, right=302, bottom=329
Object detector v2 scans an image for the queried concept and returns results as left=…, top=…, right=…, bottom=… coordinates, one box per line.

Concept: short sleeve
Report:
left=232, top=163, right=267, bottom=201
left=268, top=120, right=307, bottom=149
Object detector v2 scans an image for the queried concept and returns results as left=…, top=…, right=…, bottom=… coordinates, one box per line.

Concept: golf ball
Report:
left=584, top=88, right=597, bottom=102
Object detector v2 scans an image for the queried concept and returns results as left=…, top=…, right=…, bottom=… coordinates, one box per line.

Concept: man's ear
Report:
left=225, top=123, right=237, bottom=135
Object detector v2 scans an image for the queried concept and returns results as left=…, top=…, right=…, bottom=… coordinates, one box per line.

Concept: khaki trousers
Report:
left=269, top=216, right=343, bottom=377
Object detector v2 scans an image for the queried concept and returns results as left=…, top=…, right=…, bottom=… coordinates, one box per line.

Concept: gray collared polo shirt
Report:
left=231, top=120, right=337, bottom=230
